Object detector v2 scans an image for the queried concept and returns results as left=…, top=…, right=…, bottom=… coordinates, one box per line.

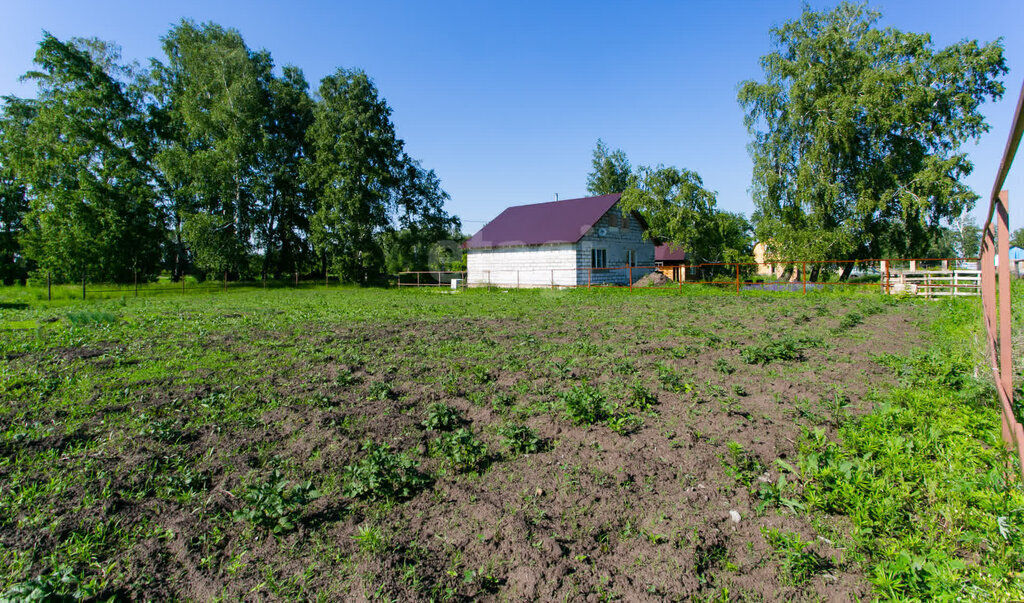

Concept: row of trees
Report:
left=0, top=22, right=459, bottom=284
left=586, top=3, right=1010, bottom=274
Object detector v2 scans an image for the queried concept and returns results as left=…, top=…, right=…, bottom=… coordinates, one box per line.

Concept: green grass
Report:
left=792, top=294, right=1024, bottom=599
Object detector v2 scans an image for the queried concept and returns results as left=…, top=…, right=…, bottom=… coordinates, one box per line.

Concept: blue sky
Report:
left=2, top=0, right=1022, bottom=233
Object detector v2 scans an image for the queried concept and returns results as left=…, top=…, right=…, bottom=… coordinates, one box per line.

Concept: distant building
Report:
left=654, top=244, right=687, bottom=282
left=464, top=193, right=654, bottom=287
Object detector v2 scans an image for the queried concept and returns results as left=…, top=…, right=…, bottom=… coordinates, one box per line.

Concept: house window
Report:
left=591, top=248, right=607, bottom=269
left=608, top=212, right=619, bottom=228
left=626, top=249, right=637, bottom=267
left=621, top=212, right=630, bottom=230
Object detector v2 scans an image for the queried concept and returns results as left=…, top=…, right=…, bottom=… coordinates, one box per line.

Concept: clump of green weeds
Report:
left=606, top=406, right=644, bottom=435
left=561, top=383, right=608, bottom=425
left=832, top=311, right=863, bottom=333
left=498, top=423, right=544, bottom=455
left=66, top=309, right=118, bottom=326
left=0, top=566, right=99, bottom=601
left=761, top=528, right=829, bottom=586
left=431, top=428, right=489, bottom=472
left=740, top=335, right=803, bottom=364
left=343, top=441, right=429, bottom=501
left=721, top=441, right=764, bottom=486
left=422, top=403, right=463, bottom=431
left=714, top=358, right=735, bottom=374
left=232, top=470, right=320, bottom=533
left=367, top=380, right=396, bottom=401
left=628, top=381, right=658, bottom=411
left=656, top=362, right=693, bottom=393
left=353, top=524, right=387, bottom=555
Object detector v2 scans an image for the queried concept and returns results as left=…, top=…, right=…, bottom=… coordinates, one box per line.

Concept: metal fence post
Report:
left=629, top=265, right=633, bottom=291
left=997, top=191, right=1012, bottom=399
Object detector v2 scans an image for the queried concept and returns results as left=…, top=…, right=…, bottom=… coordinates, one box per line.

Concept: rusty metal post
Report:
left=588, top=268, right=591, bottom=289
left=802, top=262, right=807, bottom=295
left=629, top=265, right=633, bottom=291
left=997, top=191, right=1012, bottom=399
left=417, top=272, right=420, bottom=287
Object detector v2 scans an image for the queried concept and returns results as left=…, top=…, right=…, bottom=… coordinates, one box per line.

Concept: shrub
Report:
left=232, top=470, right=320, bottom=533
left=431, top=428, right=489, bottom=472
left=498, top=424, right=544, bottom=455
left=342, top=441, right=429, bottom=501
left=561, top=383, right=608, bottom=425
left=422, top=403, right=463, bottom=431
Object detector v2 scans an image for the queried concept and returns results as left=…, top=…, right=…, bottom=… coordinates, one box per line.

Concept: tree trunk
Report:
left=839, top=263, right=854, bottom=281
left=809, top=265, right=820, bottom=282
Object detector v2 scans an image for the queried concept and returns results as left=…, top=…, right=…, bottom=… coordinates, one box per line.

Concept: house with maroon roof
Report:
left=464, top=193, right=655, bottom=287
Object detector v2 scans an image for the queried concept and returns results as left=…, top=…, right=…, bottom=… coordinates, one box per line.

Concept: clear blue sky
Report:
left=2, top=0, right=1022, bottom=233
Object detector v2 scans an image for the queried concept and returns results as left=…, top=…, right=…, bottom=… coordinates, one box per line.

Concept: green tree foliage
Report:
left=10, top=34, right=164, bottom=283
left=586, top=139, right=633, bottom=195
left=258, top=66, right=315, bottom=277
left=306, top=69, right=401, bottom=282
left=620, top=165, right=752, bottom=263
left=154, top=20, right=274, bottom=278
left=0, top=24, right=458, bottom=284
left=738, top=3, right=1007, bottom=263
left=0, top=100, right=33, bottom=283
left=307, top=70, right=458, bottom=282
left=1010, top=227, right=1024, bottom=250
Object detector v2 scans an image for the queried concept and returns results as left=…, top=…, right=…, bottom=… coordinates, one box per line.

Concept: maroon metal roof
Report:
left=655, top=244, right=687, bottom=262
left=464, top=193, right=623, bottom=249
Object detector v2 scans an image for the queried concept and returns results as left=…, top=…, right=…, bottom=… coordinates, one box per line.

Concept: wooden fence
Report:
left=981, top=77, right=1023, bottom=477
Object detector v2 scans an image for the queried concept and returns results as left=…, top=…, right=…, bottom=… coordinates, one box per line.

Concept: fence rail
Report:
left=398, top=258, right=997, bottom=295
left=981, top=77, right=1024, bottom=477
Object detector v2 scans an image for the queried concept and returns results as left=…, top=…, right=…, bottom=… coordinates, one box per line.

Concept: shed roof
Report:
left=464, top=193, right=629, bottom=249
left=655, top=244, right=687, bottom=262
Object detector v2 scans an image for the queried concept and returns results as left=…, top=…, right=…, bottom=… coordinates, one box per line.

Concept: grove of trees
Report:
left=0, top=22, right=459, bottom=284
left=738, top=2, right=1005, bottom=272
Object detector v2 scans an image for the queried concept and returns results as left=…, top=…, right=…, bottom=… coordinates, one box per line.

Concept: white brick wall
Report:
left=467, top=244, right=577, bottom=287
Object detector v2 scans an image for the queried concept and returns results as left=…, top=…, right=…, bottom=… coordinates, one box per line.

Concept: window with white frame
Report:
left=591, top=248, right=607, bottom=269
